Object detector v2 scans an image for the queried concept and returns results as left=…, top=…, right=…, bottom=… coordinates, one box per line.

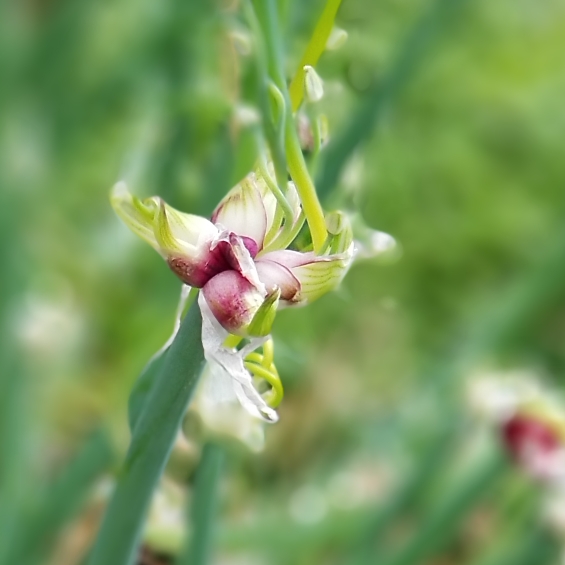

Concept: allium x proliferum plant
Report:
left=110, top=4, right=393, bottom=429
left=86, top=3, right=403, bottom=563
left=112, top=155, right=381, bottom=424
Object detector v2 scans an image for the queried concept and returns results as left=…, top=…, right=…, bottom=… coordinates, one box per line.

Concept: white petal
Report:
left=211, top=176, right=268, bottom=249
left=194, top=365, right=266, bottom=452
left=199, top=294, right=278, bottom=423
left=202, top=360, right=239, bottom=404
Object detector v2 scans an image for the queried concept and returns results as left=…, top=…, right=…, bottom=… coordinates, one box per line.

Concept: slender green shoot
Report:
left=289, top=0, right=343, bottom=111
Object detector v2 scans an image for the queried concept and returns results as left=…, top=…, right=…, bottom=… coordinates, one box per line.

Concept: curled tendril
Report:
left=244, top=338, right=284, bottom=408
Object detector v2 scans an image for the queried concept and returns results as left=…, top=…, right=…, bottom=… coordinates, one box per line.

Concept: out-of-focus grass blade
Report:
left=470, top=527, right=560, bottom=565
left=6, top=429, right=115, bottom=565
left=346, top=428, right=457, bottom=564
left=0, top=147, right=33, bottom=565
left=316, top=0, right=469, bottom=200
left=176, top=442, right=225, bottom=565
left=197, top=127, right=236, bottom=217
left=462, top=226, right=565, bottom=361
left=348, top=228, right=565, bottom=564
left=374, top=449, right=507, bottom=565
left=88, top=303, right=205, bottom=565
left=217, top=430, right=455, bottom=560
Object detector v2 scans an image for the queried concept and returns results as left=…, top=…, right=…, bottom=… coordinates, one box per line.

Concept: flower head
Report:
left=468, top=371, right=565, bottom=482
left=112, top=165, right=391, bottom=422
left=112, top=170, right=355, bottom=335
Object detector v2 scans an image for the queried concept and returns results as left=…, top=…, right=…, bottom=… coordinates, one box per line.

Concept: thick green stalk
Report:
left=176, top=443, right=225, bottom=565
left=288, top=0, right=343, bottom=111
left=285, top=120, right=327, bottom=251
left=88, top=303, right=205, bottom=565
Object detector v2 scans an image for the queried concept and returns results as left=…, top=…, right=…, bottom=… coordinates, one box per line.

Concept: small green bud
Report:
left=303, top=65, right=324, bottom=103
left=247, top=288, right=281, bottom=337
left=326, top=27, right=348, bottom=51
left=325, top=210, right=347, bottom=235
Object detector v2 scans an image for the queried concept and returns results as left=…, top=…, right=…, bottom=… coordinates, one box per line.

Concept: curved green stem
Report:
left=261, top=338, right=274, bottom=368
left=244, top=361, right=284, bottom=407
left=285, top=120, right=327, bottom=251
left=258, top=157, right=294, bottom=228
left=262, top=209, right=305, bottom=254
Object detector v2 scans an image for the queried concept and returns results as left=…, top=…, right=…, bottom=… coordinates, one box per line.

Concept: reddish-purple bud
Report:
left=167, top=249, right=229, bottom=288
left=202, top=270, right=264, bottom=335
left=167, top=234, right=259, bottom=288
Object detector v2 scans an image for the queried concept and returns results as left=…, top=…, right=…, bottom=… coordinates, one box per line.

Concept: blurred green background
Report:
left=2, top=0, right=565, bottom=563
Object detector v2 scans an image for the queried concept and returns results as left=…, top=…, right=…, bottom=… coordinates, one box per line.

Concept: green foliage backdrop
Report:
left=1, top=0, right=565, bottom=563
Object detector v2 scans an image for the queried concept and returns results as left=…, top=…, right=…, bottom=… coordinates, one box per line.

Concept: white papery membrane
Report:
left=193, top=364, right=266, bottom=452
left=198, top=294, right=278, bottom=423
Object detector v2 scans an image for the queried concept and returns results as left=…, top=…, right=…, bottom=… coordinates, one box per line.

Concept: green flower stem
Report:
left=258, top=157, right=295, bottom=230
left=263, top=209, right=305, bottom=254
left=243, top=1, right=288, bottom=194
left=285, top=121, right=328, bottom=251
left=288, top=0, right=343, bottom=111
left=177, top=443, right=225, bottom=565
left=88, top=303, right=206, bottom=565
left=252, top=0, right=328, bottom=253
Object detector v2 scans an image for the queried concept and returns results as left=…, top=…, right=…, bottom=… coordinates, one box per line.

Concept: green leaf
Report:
left=128, top=354, right=165, bottom=434
left=88, top=303, right=206, bottom=565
